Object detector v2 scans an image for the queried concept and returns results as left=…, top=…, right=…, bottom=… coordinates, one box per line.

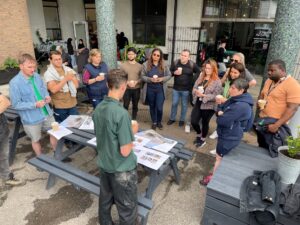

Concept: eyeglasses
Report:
left=231, top=59, right=239, bottom=63
left=153, top=53, right=160, bottom=57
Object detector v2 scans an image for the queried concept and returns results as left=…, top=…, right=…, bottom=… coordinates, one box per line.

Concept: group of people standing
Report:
left=1, top=39, right=300, bottom=225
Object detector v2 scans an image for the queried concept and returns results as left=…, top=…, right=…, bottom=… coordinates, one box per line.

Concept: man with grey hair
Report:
left=9, top=53, right=57, bottom=156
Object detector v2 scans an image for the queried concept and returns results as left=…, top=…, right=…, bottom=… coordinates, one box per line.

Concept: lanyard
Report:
left=266, top=76, right=287, bottom=96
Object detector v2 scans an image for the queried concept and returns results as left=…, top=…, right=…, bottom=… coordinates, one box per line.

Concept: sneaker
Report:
left=151, top=124, right=157, bottom=130
left=157, top=123, right=163, bottom=130
left=199, top=173, right=213, bottom=186
left=209, top=130, right=218, bottom=139
left=209, top=149, right=216, bottom=155
left=167, top=120, right=175, bottom=125
left=4, top=173, right=22, bottom=186
left=179, top=121, right=184, bottom=127
left=62, top=157, right=72, bottom=163
left=196, top=139, right=206, bottom=148
left=193, top=137, right=201, bottom=144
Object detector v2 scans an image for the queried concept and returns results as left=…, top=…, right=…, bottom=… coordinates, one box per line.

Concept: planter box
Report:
left=0, top=68, right=19, bottom=85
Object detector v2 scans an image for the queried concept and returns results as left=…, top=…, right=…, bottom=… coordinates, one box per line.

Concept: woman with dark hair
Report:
left=216, top=62, right=245, bottom=104
left=67, top=38, right=76, bottom=68
left=141, top=48, right=171, bottom=130
left=200, top=78, right=253, bottom=185
left=78, top=39, right=85, bottom=50
left=191, top=59, right=222, bottom=147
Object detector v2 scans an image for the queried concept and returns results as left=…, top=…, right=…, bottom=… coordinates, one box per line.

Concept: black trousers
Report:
left=99, top=169, right=138, bottom=225
left=191, top=99, right=215, bottom=138
left=123, top=89, right=140, bottom=120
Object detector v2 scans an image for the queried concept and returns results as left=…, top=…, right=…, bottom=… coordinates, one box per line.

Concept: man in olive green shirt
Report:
left=93, top=69, right=139, bottom=225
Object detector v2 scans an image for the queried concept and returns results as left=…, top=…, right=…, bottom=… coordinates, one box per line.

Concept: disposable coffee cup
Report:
left=258, top=99, right=267, bottom=110
left=129, top=80, right=135, bottom=85
left=216, top=95, right=223, bottom=100
left=153, top=75, right=158, bottom=79
left=198, top=86, right=204, bottom=93
left=177, top=67, right=182, bottom=74
left=131, top=120, right=139, bottom=133
left=51, top=122, right=59, bottom=131
left=99, top=72, right=105, bottom=76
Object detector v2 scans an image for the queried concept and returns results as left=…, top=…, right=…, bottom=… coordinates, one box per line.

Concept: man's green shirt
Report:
left=93, top=96, right=137, bottom=173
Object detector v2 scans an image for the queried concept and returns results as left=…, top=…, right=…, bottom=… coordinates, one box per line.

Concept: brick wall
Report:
left=0, top=0, right=34, bottom=65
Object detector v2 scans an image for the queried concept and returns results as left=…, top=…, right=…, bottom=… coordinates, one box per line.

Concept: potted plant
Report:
left=0, top=57, right=19, bottom=85
left=277, top=126, right=300, bottom=184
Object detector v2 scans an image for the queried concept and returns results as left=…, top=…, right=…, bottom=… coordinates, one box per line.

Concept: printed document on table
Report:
left=133, top=146, right=169, bottom=170
left=135, top=130, right=177, bottom=153
left=60, top=115, right=87, bottom=128
left=87, top=137, right=97, bottom=146
left=47, top=126, right=73, bottom=140
left=79, top=116, right=94, bottom=130
left=133, top=135, right=151, bottom=147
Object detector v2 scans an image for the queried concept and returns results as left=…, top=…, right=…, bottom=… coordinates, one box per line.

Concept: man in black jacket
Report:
left=167, top=49, right=200, bottom=127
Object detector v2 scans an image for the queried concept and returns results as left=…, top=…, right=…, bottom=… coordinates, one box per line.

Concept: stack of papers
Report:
left=60, top=115, right=94, bottom=130
left=47, top=126, right=73, bottom=140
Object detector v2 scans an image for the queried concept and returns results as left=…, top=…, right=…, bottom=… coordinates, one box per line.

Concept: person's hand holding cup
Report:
left=128, top=80, right=136, bottom=88
left=215, top=95, right=225, bottom=104
left=131, top=120, right=139, bottom=134
left=177, top=67, right=182, bottom=75
left=258, top=99, right=267, bottom=110
left=152, top=75, right=158, bottom=82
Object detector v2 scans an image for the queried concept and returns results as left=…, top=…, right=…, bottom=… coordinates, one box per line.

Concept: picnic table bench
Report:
left=28, top=154, right=153, bottom=225
left=201, top=142, right=300, bottom=225
left=4, top=107, right=26, bottom=165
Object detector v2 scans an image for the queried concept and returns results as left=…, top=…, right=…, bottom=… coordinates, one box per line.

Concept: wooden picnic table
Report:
left=4, top=107, right=26, bottom=165
left=201, top=142, right=299, bottom=225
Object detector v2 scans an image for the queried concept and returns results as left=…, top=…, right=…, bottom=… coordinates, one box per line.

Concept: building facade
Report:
left=2, top=0, right=299, bottom=77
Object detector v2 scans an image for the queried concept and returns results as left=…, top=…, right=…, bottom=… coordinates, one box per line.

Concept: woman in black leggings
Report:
left=191, top=59, right=222, bottom=148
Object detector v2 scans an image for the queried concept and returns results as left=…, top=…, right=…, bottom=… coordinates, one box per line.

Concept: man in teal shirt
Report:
left=93, top=69, right=139, bottom=225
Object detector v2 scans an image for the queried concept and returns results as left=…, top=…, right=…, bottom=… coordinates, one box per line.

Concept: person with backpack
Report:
left=167, top=49, right=200, bottom=127
left=200, top=78, right=253, bottom=185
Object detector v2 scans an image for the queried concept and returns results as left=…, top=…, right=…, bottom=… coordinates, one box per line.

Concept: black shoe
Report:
left=157, top=123, right=163, bottom=130
left=151, top=124, right=157, bottom=130
left=195, top=139, right=207, bottom=148
left=193, top=137, right=201, bottom=144
left=167, top=120, right=175, bottom=125
left=179, top=121, right=184, bottom=127
left=62, top=157, right=72, bottom=163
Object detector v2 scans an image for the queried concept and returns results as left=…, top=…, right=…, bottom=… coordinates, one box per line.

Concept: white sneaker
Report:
left=209, top=130, right=218, bottom=139
left=209, top=149, right=216, bottom=155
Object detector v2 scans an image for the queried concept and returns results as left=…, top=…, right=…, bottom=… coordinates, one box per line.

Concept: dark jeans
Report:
left=53, top=106, right=79, bottom=123
left=146, top=89, right=165, bottom=124
left=99, top=169, right=138, bottom=225
left=91, top=98, right=103, bottom=109
left=123, top=88, right=140, bottom=120
left=191, top=99, right=215, bottom=138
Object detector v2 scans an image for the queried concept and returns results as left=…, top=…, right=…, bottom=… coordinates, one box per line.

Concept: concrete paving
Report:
left=0, top=73, right=262, bottom=225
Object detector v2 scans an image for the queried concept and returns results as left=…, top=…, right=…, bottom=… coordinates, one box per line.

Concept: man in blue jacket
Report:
left=9, top=54, right=57, bottom=156
left=200, top=78, right=253, bottom=185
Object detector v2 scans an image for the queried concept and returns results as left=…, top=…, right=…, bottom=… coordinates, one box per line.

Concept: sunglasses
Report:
left=153, top=53, right=160, bottom=57
left=231, top=59, right=239, bottom=63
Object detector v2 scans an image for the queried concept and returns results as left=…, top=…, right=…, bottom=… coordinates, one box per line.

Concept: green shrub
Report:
left=0, top=57, right=19, bottom=70
left=286, top=126, right=300, bottom=158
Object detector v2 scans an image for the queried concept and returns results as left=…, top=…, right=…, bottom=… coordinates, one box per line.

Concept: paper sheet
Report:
left=79, top=116, right=94, bottom=130
left=47, top=126, right=73, bottom=140
left=87, top=137, right=97, bottom=146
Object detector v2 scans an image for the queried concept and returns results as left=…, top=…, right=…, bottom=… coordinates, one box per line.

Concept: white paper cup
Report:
left=258, top=99, right=267, bottom=110
left=153, top=75, right=158, bottom=79
left=99, top=72, right=105, bottom=76
left=198, top=86, right=204, bottom=93
left=131, top=120, right=138, bottom=133
left=177, top=67, right=182, bottom=74
left=51, top=122, right=59, bottom=131
left=216, top=95, right=223, bottom=100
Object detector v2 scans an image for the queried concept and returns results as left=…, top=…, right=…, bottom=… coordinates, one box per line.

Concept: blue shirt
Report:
left=9, top=71, right=53, bottom=125
left=147, top=65, right=163, bottom=91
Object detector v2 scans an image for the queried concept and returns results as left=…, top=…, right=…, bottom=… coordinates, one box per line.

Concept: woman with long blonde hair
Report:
left=83, top=49, right=109, bottom=108
left=191, top=59, right=222, bottom=147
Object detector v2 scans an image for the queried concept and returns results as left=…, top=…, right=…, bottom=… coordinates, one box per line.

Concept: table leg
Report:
left=46, top=138, right=65, bottom=189
left=170, top=157, right=180, bottom=185
left=8, top=118, right=21, bottom=165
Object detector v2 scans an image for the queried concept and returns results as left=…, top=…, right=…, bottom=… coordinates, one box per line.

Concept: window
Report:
left=43, top=0, right=61, bottom=40
left=202, top=0, right=277, bottom=19
left=132, top=0, right=167, bottom=46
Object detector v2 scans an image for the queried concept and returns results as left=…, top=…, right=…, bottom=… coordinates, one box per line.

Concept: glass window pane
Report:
left=43, top=7, right=60, bottom=28
left=146, top=24, right=165, bottom=46
left=133, top=24, right=146, bottom=44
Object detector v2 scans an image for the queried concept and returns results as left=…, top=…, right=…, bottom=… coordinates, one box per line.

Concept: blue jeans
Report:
left=169, top=89, right=189, bottom=122
left=53, top=106, right=79, bottom=123
left=91, top=98, right=103, bottom=109
left=146, top=89, right=165, bottom=124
